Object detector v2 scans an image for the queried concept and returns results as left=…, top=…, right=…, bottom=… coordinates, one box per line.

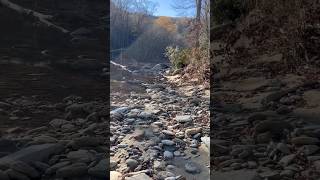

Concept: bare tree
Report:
left=172, top=0, right=208, bottom=47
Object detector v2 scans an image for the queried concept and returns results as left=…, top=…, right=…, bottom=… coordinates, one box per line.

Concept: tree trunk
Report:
left=195, top=0, right=202, bottom=47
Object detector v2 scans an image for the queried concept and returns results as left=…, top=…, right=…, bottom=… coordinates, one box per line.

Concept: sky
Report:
left=151, top=0, right=194, bottom=17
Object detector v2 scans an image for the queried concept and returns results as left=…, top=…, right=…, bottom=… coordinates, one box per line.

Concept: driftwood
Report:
left=0, top=0, right=69, bottom=33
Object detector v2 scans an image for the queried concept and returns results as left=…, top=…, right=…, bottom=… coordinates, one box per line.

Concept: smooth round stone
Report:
left=185, top=162, right=201, bottom=174
left=125, top=159, right=139, bottom=170
left=164, top=151, right=173, bottom=160
left=162, top=140, right=175, bottom=146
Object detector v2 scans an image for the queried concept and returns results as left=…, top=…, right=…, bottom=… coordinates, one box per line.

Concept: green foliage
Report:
left=165, top=46, right=190, bottom=69
left=212, top=0, right=248, bottom=24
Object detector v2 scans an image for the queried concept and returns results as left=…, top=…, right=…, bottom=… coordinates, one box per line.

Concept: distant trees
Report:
left=110, top=0, right=156, bottom=50
left=111, top=0, right=185, bottom=63
left=154, top=16, right=177, bottom=33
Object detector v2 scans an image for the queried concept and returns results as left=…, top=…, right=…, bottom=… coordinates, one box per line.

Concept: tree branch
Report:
left=0, top=0, right=69, bottom=33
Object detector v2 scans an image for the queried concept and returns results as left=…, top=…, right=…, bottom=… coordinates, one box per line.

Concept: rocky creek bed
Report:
left=110, top=65, right=210, bottom=180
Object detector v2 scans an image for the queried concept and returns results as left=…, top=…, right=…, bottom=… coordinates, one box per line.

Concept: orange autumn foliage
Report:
left=154, top=16, right=177, bottom=33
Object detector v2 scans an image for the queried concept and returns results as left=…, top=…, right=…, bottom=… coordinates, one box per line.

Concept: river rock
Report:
left=125, top=173, right=152, bottom=180
left=164, top=151, right=173, bottom=160
left=88, top=159, right=107, bottom=178
left=49, top=119, right=69, bottom=128
left=185, top=127, right=202, bottom=137
left=10, top=161, right=39, bottom=178
left=56, top=163, right=88, bottom=178
left=67, top=150, right=95, bottom=163
left=185, top=162, right=201, bottom=174
left=175, top=115, right=192, bottom=123
left=126, top=159, right=139, bottom=170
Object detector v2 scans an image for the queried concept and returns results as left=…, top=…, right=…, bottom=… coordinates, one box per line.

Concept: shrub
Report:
left=165, top=46, right=190, bottom=69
